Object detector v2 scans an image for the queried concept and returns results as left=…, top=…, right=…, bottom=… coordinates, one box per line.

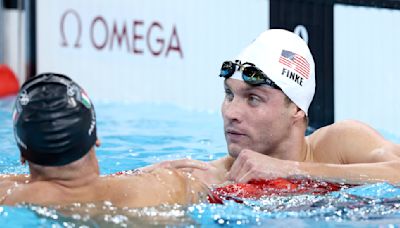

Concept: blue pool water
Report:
left=1, top=98, right=400, bottom=227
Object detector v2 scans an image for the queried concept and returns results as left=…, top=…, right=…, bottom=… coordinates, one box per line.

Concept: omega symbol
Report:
left=60, top=9, right=82, bottom=48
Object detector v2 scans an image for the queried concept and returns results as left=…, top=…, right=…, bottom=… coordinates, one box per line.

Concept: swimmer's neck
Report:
left=28, top=149, right=100, bottom=187
left=265, top=121, right=310, bottom=162
left=29, top=170, right=99, bottom=188
left=269, top=136, right=310, bottom=162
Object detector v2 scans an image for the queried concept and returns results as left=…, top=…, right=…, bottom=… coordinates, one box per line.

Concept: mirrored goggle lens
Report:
left=219, top=61, right=235, bottom=78
left=242, top=66, right=267, bottom=85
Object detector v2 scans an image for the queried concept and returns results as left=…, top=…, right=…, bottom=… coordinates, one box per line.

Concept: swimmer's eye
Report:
left=248, top=94, right=261, bottom=106
left=224, top=89, right=233, bottom=101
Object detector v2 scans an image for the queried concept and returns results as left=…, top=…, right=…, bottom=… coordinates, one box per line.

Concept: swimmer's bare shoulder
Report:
left=308, top=120, right=400, bottom=164
left=109, top=168, right=209, bottom=208
left=0, top=174, right=29, bottom=182
left=0, top=175, right=31, bottom=205
left=0, top=180, right=58, bottom=205
left=0, top=180, right=16, bottom=204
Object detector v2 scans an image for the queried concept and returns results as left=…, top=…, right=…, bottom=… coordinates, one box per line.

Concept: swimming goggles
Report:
left=15, top=73, right=91, bottom=112
left=219, top=60, right=281, bottom=90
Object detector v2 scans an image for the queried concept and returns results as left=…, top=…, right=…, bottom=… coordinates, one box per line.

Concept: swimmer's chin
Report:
left=227, top=144, right=243, bottom=158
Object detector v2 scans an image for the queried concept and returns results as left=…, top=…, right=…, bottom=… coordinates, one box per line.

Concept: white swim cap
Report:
left=232, top=29, right=315, bottom=115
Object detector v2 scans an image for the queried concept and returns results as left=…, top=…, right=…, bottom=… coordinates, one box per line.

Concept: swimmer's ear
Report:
left=292, top=106, right=306, bottom=123
left=95, top=139, right=101, bottom=147
left=20, top=156, right=26, bottom=165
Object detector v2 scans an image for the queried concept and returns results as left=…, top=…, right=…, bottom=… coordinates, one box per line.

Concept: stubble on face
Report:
left=222, top=79, right=292, bottom=159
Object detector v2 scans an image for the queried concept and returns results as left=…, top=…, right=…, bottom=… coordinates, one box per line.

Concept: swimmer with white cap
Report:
left=144, top=29, right=400, bottom=186
left=0, top=73, right=207, bottom=206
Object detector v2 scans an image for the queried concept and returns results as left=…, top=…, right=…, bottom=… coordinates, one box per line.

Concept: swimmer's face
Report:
left=221, top=78, right=297, bottom=157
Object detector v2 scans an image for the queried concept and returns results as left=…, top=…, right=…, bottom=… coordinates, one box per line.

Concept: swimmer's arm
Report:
left=138, top=159, right=212, bottom=173
left=298, top=159, right=400, bottom=184
left=229, top=149, right=400, bottom=185
left=134, top=159, right=230, bottom=186
left=115, top=168, right=209, bottom=208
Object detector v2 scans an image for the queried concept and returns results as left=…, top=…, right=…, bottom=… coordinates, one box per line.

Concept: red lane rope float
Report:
left=0, top=65, right=19, bottom=98
left=208, top=178, right=355, bottom=204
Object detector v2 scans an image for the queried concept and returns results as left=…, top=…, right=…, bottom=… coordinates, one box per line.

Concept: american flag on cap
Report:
left=279, top=50, right=310, bottom=79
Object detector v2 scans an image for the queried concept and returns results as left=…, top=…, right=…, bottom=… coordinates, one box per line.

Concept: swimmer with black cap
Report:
left=13, top=73, right=97, bottom=167
left=1, top=73, right=207, bottom=206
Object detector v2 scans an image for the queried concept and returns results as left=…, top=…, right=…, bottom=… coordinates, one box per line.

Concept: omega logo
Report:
left=60, top=9, right=183, bottom=58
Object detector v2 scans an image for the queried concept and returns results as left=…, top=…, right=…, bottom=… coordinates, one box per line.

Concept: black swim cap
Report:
left=13, top=73, right=97, bottom=166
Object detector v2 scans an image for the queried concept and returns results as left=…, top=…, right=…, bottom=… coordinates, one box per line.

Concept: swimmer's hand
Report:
left=139, top=159, right=212, bottom=173
left=228, top=149, right=305, bottom=183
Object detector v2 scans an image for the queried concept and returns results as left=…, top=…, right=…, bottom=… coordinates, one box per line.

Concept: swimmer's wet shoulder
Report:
left=308, top=120, right=400, bottom=164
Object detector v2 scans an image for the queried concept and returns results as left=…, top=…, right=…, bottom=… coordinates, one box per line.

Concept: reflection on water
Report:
left=1, top=203, right=196, bottom=227
left=191, top=183, right=400, bottom=226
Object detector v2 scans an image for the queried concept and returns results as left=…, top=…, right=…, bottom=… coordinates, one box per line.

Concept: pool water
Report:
left=1, top=98, right=400, bottom=227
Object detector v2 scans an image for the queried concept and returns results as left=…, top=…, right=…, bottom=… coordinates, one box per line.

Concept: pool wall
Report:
left=334, top=4, right=400, bottom=138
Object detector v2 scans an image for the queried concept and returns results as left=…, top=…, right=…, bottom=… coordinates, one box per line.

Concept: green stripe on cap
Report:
left=81, top=91, right=91, bottom=109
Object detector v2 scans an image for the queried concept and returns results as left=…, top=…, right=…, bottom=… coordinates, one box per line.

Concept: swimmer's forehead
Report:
left=224, top=78, right=275, bottom=94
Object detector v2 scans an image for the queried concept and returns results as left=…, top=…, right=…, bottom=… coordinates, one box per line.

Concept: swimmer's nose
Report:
left=222, top=99, right=243, bottom=123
